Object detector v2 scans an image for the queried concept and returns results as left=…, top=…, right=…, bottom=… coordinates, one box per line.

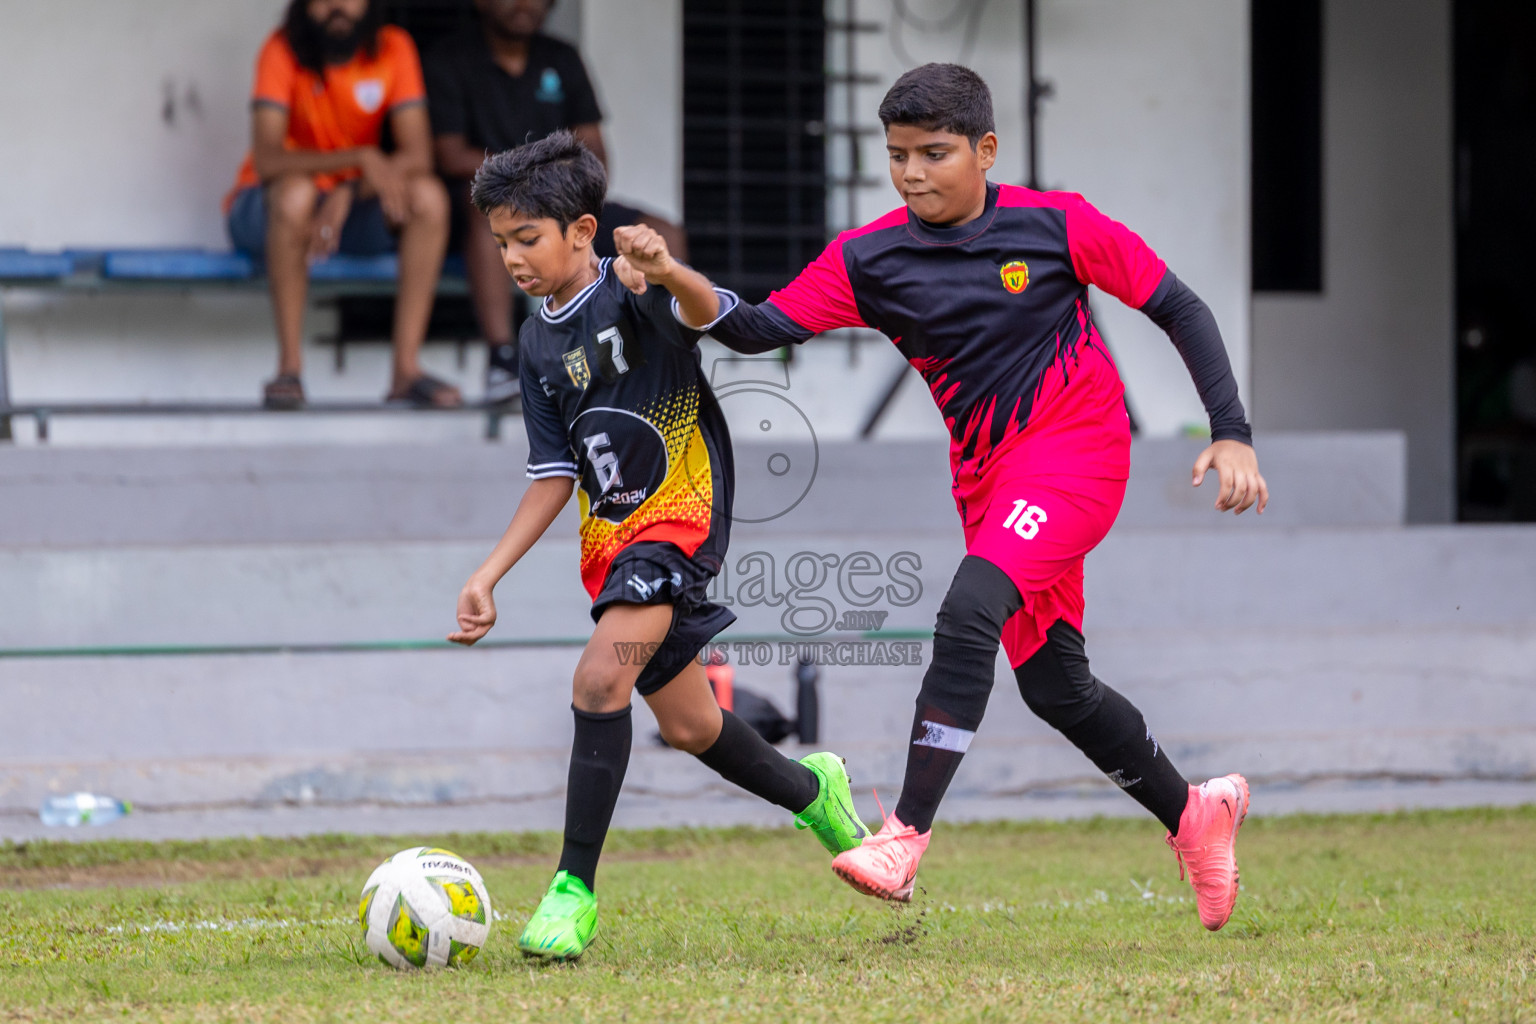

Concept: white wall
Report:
left=0, top=0, right=686, bottom=245
left=580, top=0, right=683, bottom=221
left=1250, top=0, right=1454, bottom=522
left=1039, top=0, right=1250, bottom=438
left=0, top=0, right=287, bottom=249
left=828, top=0, right=1250, bottom=438
left=828, top=0, right=1028, bottom=228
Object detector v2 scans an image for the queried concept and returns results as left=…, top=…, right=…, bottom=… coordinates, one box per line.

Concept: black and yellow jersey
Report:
left=518, top=258, right=735, bottom=598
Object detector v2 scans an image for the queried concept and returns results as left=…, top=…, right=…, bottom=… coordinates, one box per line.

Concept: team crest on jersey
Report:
left=1000, top=259, right=1031, bottom=294
left=353, top=79, right=385, bottom=114
left=562, top=347, right=592, bottom=390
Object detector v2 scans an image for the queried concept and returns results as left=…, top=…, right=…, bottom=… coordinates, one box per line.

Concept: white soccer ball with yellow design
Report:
left=358, top=847, right=492, bottom=969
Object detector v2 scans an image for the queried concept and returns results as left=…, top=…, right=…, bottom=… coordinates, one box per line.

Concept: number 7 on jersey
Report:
left=596, top=326, right=628, bottom=374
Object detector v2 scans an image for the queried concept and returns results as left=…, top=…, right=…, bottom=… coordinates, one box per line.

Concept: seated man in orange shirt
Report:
left=227, top=0, right=459, bottom=409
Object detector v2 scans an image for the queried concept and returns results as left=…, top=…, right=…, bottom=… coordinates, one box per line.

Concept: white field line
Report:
left=102, top=887, right=1183, bottom=938
left=105, top=917, right=348, bottom=935
left=105, top=911, right=516, bottom=936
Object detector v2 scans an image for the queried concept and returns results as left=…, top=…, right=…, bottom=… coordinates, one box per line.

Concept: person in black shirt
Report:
left=425, top=0, right=686, bottom=403
left=447, top=132, right=867, bottom=961
left=426, top=0, right=605, bottom=163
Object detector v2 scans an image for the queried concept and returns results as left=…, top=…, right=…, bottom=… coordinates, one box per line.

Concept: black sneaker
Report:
left=485, top=343, right=521, bottom=405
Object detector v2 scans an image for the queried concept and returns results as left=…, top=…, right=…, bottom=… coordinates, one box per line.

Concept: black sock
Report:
left=555, top=705, right=633, bottom=892
left=1058, top=685, right=1190, bottom=833
left=694, top=710, right=820, bottom=813
left=1015, top=620, right=1190, bottom=833
left=893, top=556, right=1022, bottom=834
left=893, top=703, right=980, bottom=834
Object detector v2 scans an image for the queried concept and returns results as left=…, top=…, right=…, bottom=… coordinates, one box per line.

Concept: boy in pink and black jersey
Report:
left=693, top=64, right=1267, bottom=930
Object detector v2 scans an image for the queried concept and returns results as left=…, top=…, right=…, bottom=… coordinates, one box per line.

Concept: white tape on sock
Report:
left=914, top=720, right=975, bottom=753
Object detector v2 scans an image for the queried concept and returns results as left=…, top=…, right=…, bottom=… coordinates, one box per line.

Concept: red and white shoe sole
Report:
left=833, top=863, right=914, bottom=903
left=1208, top=773, right=1251, bottom=931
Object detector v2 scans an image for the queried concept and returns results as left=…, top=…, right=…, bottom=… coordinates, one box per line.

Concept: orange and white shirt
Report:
left=226, top=26, right=427, bottom=210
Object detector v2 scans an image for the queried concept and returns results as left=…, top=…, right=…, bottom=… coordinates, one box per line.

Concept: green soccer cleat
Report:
left=794, top=752, right=870, bottom=855
left=518, top=871, right=598, bottom=960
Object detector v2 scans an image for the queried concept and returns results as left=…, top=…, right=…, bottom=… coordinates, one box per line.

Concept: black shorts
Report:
left=590, top=541, right=736, bottom=696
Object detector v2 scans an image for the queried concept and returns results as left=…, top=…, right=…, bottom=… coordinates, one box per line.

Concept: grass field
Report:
left=2, top=807, right=1534, bottom=1023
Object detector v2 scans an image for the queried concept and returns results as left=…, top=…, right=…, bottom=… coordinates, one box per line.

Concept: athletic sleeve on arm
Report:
left=519, top=362, right=578, bottom=480
left=382, top=28, right=428, bottom=111
left=625, top=276, right=731, bottom=347
left=1141, top=270, right=1253, bottom=445
left=668, top=287, right=740, bottom=345
left=706, top=237, right=865, bottom=354
left=1062, top=194, right=1168, bottom=309
left=252, top=33, right=297, bottom=108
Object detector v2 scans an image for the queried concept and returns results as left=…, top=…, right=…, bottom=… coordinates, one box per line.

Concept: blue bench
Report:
left=0, top=249, right=75, bottom=280
left=92, top=249, right=468, bottom=282
left=99, top=249, right=255, bottom=280
left=0, top=248, right=494, bottom=442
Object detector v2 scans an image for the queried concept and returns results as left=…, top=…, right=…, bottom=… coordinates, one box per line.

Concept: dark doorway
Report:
left=1251, top=0, right=1323, bottom=293
left=381, top=0, right=478, bottom=52
left=1455, top=0, right=1536, bottom=521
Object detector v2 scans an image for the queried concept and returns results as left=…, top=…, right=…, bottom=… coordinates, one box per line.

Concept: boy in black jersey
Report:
left=447, top=131, right=867, bottom=961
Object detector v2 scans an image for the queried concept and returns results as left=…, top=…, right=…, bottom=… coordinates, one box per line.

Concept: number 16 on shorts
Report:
left=1002, top=499, right=1048, bottom=539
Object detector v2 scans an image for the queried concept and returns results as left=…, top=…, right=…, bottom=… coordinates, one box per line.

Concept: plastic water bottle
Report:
left=39, top=792, right=132, bottom=827
left=795, top=657, right=820, bottom=744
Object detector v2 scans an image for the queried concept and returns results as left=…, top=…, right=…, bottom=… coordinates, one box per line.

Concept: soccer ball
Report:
left=358, top=847, right=493, bottom=969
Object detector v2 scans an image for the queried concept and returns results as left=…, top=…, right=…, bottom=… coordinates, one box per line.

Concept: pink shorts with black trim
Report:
left=962, top=468, right=1127, bottom=668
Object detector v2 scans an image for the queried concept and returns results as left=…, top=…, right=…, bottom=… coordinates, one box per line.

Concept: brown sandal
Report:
left=263, top=374, right=305, bottom=410
left=388, top=374, right=462, bottom=408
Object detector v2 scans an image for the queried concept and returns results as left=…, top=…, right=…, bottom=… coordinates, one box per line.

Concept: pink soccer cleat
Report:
left=1166, top=773, right=1250, bottom=930
left=831, top=812, right=931, bottom=902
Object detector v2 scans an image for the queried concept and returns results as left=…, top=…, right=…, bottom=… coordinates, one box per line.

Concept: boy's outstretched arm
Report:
left=617, top=231, right=865, bottom=354
left=704, top=298, right=821, bottom=354
left=449, top=476, right=574, bottom=645
left=612, top=224, right=719, bottom=327
left=1062, top=195, right=1268, bottom=515
left=1140, top=272, right=1268, bottom=515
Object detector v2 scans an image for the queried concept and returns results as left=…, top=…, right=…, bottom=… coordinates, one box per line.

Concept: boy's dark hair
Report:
left=471, top=130, right=607, bottom=232
left=877, top=63, right=995, bottom=144
left=283, top=0, right=382, bottom=77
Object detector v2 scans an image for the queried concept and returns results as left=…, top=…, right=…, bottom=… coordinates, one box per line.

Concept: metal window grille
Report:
left=683, top=0, right=828, bottom=303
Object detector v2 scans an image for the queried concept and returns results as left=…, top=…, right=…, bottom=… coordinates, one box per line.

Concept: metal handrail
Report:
left=0, top=399, right=515, bottom=443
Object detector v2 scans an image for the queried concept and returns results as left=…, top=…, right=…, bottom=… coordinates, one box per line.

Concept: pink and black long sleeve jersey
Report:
left=708, top=183, right=1250, bottom=498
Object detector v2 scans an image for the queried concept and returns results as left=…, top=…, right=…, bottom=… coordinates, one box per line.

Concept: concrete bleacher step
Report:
left=8, top=427, right=1515, bottom=840
left=0, top=526, right=1530, bottom=652
left=2, top=523, right=1533, bottom=839
left=3, top=611, right=1533, bottom=841
left=0, top=432, right=1406, bottom=547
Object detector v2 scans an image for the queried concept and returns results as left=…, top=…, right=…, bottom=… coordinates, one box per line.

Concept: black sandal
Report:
left=263, top=374, right=305, bottom=410
left=388, top=374, right=462, bottom=408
